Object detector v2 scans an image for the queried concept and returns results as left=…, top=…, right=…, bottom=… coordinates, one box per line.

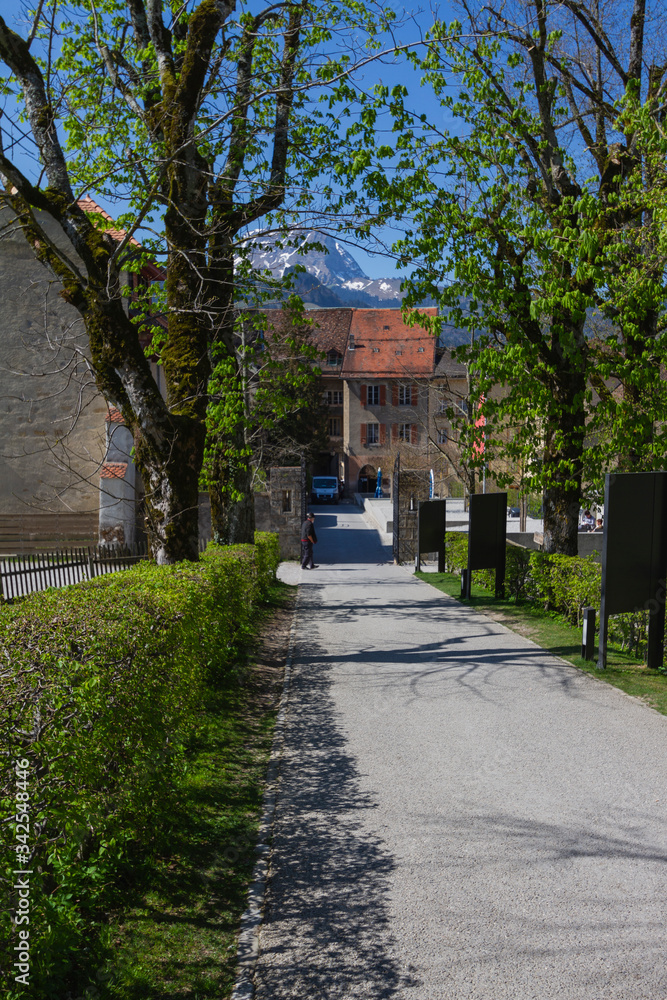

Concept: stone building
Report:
left=0, top=205, right=474, bottom=553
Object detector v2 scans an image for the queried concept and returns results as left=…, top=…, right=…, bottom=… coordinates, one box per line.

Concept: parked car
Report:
left=311, top=476, right=339, bottom=504
left=508, top=505, right=520, bottom=518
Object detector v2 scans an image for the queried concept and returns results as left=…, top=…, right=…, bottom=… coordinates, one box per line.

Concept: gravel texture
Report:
left=254, top=507, right=667, bottom=1000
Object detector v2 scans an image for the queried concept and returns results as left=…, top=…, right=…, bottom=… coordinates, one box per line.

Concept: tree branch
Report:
left=233, top=2, right=302, bottom=228
left=0, top=15, right=73, bottom=199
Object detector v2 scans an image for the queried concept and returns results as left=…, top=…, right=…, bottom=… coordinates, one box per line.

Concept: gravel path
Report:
left=256, top=507, right=667, bottom=1000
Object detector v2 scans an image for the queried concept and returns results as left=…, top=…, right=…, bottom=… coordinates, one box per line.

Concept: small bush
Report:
left=0, top=535, right=280, bottom=998
left=444, top=532, right=468, bottom=574
left=506, top=545, right=531, bottom=602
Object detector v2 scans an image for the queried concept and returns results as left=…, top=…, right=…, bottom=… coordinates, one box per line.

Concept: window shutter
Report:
left=380, top=423, right=386, bottom=445
left=380, top=385, right=386, bottom=406
left=360, top=385, right=367, bottom=406
left=360, top=423, right=367, bottom=447
left=392, top=422, right=398, bottom=442
left=411, top=424, right=418, bottom=445
left=392, top=384, right=398, bottom=406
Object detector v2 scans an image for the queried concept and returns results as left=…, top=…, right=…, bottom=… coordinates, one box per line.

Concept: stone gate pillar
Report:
left=396, top=469, right=430, bottom=564
left=253, top=467, right=304, bottom=559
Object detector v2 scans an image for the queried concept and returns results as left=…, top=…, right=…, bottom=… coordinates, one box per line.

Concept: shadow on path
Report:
left=255, top=637, right=421, bottom=999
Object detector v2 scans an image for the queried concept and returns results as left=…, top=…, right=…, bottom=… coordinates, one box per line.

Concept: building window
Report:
left=367, top=423, right=379, bottom=444
left=398, top=423, right=412, bottom=441
left=437, top=428, right=448, bottom=445
left=398, top=385, right=412, bottom=406
left=327, top=350, right=343, bottom=367
left=438, top=398, right=447, bottom=413
left=328, top=417, right=342, bottom=436
left=281, top=490, right=292, bottom=513
left=367, top=384, right=380, bottom=405
left=325, top=390, right=343, bottom=405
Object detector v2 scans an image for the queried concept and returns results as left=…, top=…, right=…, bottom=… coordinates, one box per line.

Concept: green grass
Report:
left=416, top=571, right=667, bottom=717
left=98, top=581, right=295, bottom=1000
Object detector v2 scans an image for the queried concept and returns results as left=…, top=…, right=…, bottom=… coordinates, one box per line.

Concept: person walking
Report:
left=300, top=512, right=318, bottom=570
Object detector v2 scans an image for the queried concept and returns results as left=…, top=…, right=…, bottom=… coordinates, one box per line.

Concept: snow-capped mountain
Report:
left=249, top=231, right=404, bottom=308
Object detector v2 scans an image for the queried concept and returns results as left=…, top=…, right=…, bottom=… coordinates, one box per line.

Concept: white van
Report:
left=311, top=476, right=339, bottom=504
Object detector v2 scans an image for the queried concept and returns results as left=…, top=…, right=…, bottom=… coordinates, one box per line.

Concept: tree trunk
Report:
left=541, top=382, right=585, bottom=556
left=135, top=413, right=206, bottom=562
left=542, top=481, right=580, bottom=556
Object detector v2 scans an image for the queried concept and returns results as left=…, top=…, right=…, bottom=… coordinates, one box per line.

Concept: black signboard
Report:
left=598, top=471, right=667, bottom=669
left=466, top=492, right=507, bottom=598
left=417, top=500, right=446, bottom=572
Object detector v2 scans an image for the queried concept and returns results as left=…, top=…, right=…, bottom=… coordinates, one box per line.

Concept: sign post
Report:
left=417, top=500, right=446, bottom=573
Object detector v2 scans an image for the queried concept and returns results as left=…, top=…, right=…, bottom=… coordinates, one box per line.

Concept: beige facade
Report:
left=0, top=207, right=107, bottom=547
left=344, top=378, right=431, bottom=493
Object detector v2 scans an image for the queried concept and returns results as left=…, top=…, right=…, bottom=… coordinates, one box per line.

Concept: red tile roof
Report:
left=100, top=462, right=128, bottom=479
left=77, top=196, right=164, bottom=280
left=106, top=406, right=125, bottom=424
left=78, top=196, right=141, bottom=246
left=341, top=308, right=438, bottom=377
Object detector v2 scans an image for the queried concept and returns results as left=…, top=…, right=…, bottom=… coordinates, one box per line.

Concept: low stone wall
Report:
left=355, top=495, right=393, bottom=533
left=529, top=531, right=604, bottom=557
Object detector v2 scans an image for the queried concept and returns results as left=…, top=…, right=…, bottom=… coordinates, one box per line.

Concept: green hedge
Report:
left=443, top=532, right=651, bottom=658
left=0, top=532, right=280, bottom=998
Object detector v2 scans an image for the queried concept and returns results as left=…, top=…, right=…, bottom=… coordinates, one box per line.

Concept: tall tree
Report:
left=0, top=0, right=395, bottom=560
left=357, top=0, right=667, bottom=553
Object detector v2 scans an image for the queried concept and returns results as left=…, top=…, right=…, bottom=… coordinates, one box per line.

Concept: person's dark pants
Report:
left=301, top=539, right=314, bottom=569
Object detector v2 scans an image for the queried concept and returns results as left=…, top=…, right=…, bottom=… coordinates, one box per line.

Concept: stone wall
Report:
left=254, top=467, right=303, bottom=559
left=395, top=469, right=430, bottom=564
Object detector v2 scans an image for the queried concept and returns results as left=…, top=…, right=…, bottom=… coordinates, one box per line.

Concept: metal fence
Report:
left=0, top=542, right=151, bottom=601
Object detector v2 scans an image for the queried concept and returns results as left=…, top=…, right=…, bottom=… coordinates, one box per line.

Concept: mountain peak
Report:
left=249, top=229, right=404, bottom=308
left=251, top=230, right=368, bottom=284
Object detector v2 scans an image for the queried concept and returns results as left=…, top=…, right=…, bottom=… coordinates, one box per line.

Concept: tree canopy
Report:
left=357, top=0, right=667, bottom=553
